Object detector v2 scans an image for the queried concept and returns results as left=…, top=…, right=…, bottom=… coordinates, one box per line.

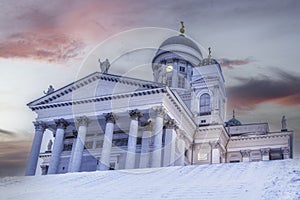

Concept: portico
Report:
left=27, top=76, right=194, bottom=175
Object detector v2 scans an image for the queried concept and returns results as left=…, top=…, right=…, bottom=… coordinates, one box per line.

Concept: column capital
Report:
left=164, top=119, right=178, bottom=129
left=129, top=109, right=143, bottom=120
left=104, top=112, right=117, bottom=123
left=152, top=106, right=166, bottom=117
left=281, top=147, right=290, bottom=154
left=76, top=116, right=90, bottom=127
left=54, top=118, right=69, bottom=129
left=261, top=148, right=270, bottom=155
left=33, top=121, right=47, bottom=132
left=240, top=150, right=250, bottom=157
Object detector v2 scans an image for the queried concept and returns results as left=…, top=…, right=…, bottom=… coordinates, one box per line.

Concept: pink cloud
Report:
left=227, top=69, right=300, bottom=109
left=0, top=0, right=130, bottom=63
left=0, top=32, right=84, bottom=63
left=219, top=58, right=252, bottom=68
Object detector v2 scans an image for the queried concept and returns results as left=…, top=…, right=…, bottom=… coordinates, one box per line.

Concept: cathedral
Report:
left=25, top=24, right=293, bottom=176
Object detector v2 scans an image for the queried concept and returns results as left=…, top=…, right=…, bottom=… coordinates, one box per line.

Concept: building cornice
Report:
left=27, top=72, right=164, bottom=107
left=230, top=131, right=293, bottom=142
left=29, top=88, right=167, bottom=111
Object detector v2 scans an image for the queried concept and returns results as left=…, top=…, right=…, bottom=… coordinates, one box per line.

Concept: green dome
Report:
left=225, top=111, right=242, bottom=127
left=226, top=118, right=242, bottom=127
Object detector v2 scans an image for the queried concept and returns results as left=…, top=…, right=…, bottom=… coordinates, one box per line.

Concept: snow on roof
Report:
left=1, top=159, right=300, bottom=200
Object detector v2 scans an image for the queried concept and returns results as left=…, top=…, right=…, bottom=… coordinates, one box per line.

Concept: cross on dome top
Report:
left=180, top=21, right=185, bottom=35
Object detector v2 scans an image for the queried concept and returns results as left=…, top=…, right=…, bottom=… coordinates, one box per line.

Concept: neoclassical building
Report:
left=25, top=25, right=293, bottom=176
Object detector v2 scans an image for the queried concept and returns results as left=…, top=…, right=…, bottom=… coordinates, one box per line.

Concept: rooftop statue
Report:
left=99, top=58, right=111, bottom=73
left=43, top=85, right=55, bottom=95
left=47, top=139, right=53, bottom=152
left=281, top=115, right=287, bottom=131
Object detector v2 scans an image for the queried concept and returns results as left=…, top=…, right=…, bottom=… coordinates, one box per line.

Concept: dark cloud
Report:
left=227, top=68, right=300, bottom=109
left=219, top=58, right=252, bottom=68
left=0, top=141, right=31, bottom=177
left=0, top=128, right=15, bottom=135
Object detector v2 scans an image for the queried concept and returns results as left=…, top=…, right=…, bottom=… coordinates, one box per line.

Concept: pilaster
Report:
left=163, top=119, right=177, bottom=167
left=282, top=147, right=290, bottom=159
left=261, top=148, right=270, bottom=161
left=175, top=131, right=185, bottom=166
left=241, top=150, right=250, bottom=162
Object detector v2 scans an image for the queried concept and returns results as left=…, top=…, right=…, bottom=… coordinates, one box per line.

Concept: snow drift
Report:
left=1, top=159, right=300, bottom=200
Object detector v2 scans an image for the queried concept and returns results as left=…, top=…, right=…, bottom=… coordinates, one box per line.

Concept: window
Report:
left=63, top=143, right=73, bottom=151
left=179, top=66, right=185, bottom=72
left=166, top=76, right=172, bottom=87
left=270, top=149, right=283, bottom=160
left=84, top=141, right=93, bottom=149
left=178, top=76, right=185, bottom=88
left=200, top=93, right=211, bottom=115
left=95, top=141, right=103, bottom=148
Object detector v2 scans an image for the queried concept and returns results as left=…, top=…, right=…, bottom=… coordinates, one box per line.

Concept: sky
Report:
left=0, top=0, right=299, bottom=177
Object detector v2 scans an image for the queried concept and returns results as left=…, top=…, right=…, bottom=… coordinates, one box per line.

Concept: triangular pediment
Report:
left=191, top=78, right=206, bottom=85
left=28, top=72, right=164, bottom=107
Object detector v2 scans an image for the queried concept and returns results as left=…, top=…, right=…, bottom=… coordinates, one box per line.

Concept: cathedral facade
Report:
left=25, top=26, right=293, bottom=176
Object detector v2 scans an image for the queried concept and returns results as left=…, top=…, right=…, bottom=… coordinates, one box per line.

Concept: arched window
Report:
left=200, top=93, right=211, bottom=115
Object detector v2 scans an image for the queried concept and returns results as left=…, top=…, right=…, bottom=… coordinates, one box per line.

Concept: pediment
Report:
left=191, top=78, right=205, bottom=85
left=28, top=72, right=164, bottom=107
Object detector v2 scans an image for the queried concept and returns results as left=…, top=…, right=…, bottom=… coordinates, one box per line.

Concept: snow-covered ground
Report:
left=1, top=159, right=300, bottom=200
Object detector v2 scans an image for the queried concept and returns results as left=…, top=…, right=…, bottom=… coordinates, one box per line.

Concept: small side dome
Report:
left=226, top=118, right=242, bottom=127
left=199, top=47, right=218, bottom=66
left=225, top=110, right=242, bottom=127
left=199, top=58, right=218, bottom=66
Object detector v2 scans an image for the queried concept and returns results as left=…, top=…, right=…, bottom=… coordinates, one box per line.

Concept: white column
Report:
left=99, top=113, right=115, bottom=171
left=163, top=120, right=177, bottom=167
left=125, top=110, right=142, bottom=169
left=25, top=121, right=46, bottom=176
left=175, top=133, right=185, bottom=166
left=212, top=148, right=221, bottom=164
left=48, top=119, right=68, bottom=174
left=151, top=107, right=165, bottom=168
left=261, top=148, right=270, bottom=161
left=241, top=150, right=250, bottom=162
left=139, top=125, right=152, bottom=168
left=68, top=116, right=89, bottom=172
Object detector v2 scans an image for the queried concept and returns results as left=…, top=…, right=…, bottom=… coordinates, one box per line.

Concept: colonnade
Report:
left=26, top=107, right=186, bottom=175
